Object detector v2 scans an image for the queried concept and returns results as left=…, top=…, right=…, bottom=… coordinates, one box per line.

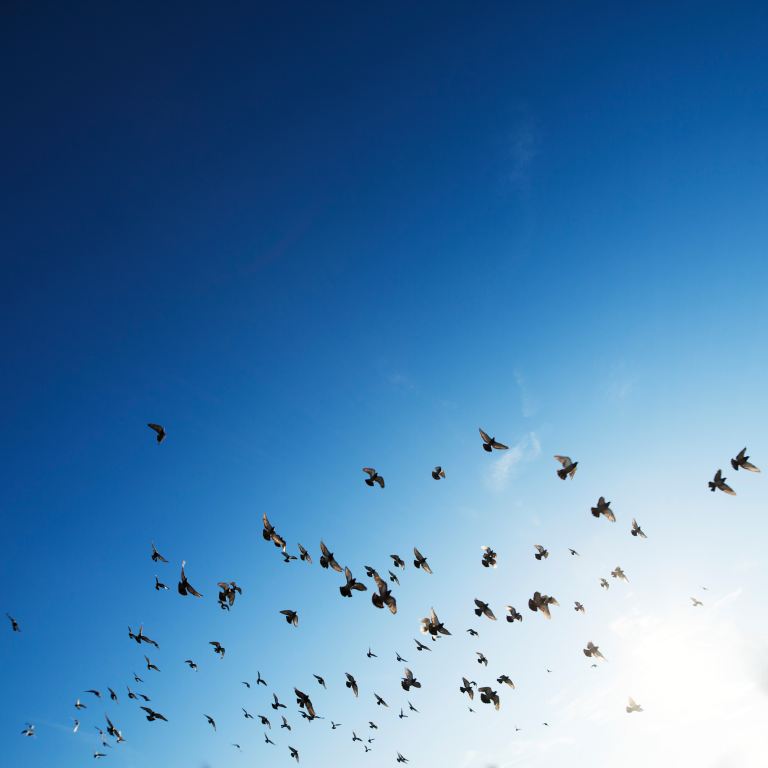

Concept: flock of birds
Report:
left=7, top=425, right=760, bottom=764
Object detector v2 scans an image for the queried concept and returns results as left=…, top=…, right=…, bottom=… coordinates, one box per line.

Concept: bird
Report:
left=209, top=641, right=225, bottom=659
left=709, top=469, right=736, bottom=495
left=6, top=613, right=20, bottom=632
left=242, top=708, right=254, bottom=719
left=71, top=719, right=79, bottom=733
left=150, top=541, right=168, bottom=563
left=256, top=671, right=268, bottom=686
left=732, top=447, right=760, bottom=472
left=414, top=638, right=432, bottom=651
left=345, top=673, right=359, bottom=697
left=373, top=693, right=388, bottom=707
left=289, top=746, right=300, bottom=762
left=319, top=541, right=343, bottom=572
left=177, top=560, right=203, bottom=597
left=362, top=467, right=385, bottom=488
left=460, top=678, right=475, bottom=700
left=331, top=721, right=341, bottom=730
left=108, top=688, right=118, bottom=702
left=21, top=723, right=35, bottom=737
left=242, top=681, right=251, bottom=688
left=297, top=542, right=312, bottom=563
left=476, top=652, right=488, bottom=666
left=395, top=652, right=408, bottom=662
left=264, top=732, right=275, bottom=745
left=280, top=609, right=299, bottom=627
left=272, top=693, right=286, bottom=710
left=420, top=607, right=451, bottom=638
left=352, top=731, right=363, bottom=743
left=147, top=423, right=166, bottom=443
left=128, top=624, right=159, bottom=648
left=626, top=697, right=643, bottom=713
left=204, top=714, right=216, bottom=731
left=431, top=466, right=446, bottom=480
left=611, top=566, right=629, bottom=582
left=478, top=686, right=500, bottom=710
left=534, top=544, right=549, bottom=561
left=366, top=647, right=377, bottom=658
left=401, top=667, right=421, bottom=691
left=184, top=659, right=198, bottom=671
left=154, top=575, right=168, bottom=591
left=232, top=743, right=241, bottom=750
left=132, top=672, right=143, bottom=683
left=600, top=578, right=610, bottom=589
left=574, top=601, right=585, bottom=614
left=467, top=627, right=480, bottom=635
left=413, top=547, right=433, bottom=574
left=93, top=752, right=107, bottom=759
left=691, top=597, right=704, bottom=607
left=368, top=722, right=378, bottom=730
left=554, top=455, right=578, bottom=479
left=474, top=599, right=497, bottom=620
left=262, top=513, right=286, bottom=549
left=84, top=689, right=101, bottom=698
left=390, top=554, right=405, bottom=569
left=294, top=688, right=316, bottom=719
left=408, top=701, right=418, bottom=712
left=399, top=707, right=408, bottom=719
left=74, top=698, right=87, bottom=710
left=144, top=654, right=160, bottom=672
left=569, top=548, right=580, bottom=556
left=480, top=546, right=497, bottom=568
left=364, top=745, right=371, bottom=752
left=258, top=714, right=272, bottom=727
left=505, top=605, right=523, bottom=623
left=583, top=641, right=606, bottom=661
left=528, top=591, right=559, bottom=619
left=479, top=428, right=508, bottom=452
left=497, top=674, right=515, bottom=688
left=631, top=518, right=647, bottom=538
left=591, top=497, right=616, bottom=522
left=313, top=674, right=326, bottom=688
left=340, top=566, right=367, bottom=597
left=281, top=716, right=291, bottom=730
left=217, top=581, right=242, bottom=610
left=371, top=571, right=397, bottom=614
left=388, top=570, right=400, bottom=585
left=140, top=706, right=168, bottom=722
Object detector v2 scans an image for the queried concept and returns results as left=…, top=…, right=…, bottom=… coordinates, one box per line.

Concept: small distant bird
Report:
left=397, top=752, right=409, bottom=763
left=297, top=543, right=312, bottom=564
left=399, top=707, right=408, bottom=719
left=583, top=642, right=606, bottom=661
left=256, top=671, right=267, bottom=686
left=373, top=693, right=388, bottom=707
left=184, top=659, right=197, bottom=671
left=262, top=513, right=286, bottom=549
left=401, top=668, right=421, bottom=691
left=690, top=597, right=704, bottom=607
left=93, top=752, right=107, bottom=759
left=294, top=688, right=316, bottom=719
left=264, top=733, right=275, bottom=745
left=372, top=571, right=397, bottom=614
left=408, top=701, right=418, bottom=712
left=476, top=652, right=488, bottom=666
left=611, top=566, right=629, bottom=582
left=460, top=678, right=475, bottom=700
left=140, top=706, right=168, bottom=722
left=732, top=448, right=760, bottom=472
left=74, top=698, right=87, bottom=710
left=280, top=609, right=299, bottom=627
left=600, top=578, right=610, bottom=589
left=133, top=672, right=143, bottom=683
left=478, top=686, right=500, bottom=710
left=480, top=546, right=497, bottom=568
left=147, top=423, right=166, bottom=443
left=574, top=601, right=585, bottom=614
left=352, top=732, right=363, bottom=742
left=554, top=455, right=578, bottom=479
left=73, top=719, right=80, bottom=733
left=289, top=746, right=299, bottom=762
left=128, top=624, right=159, bottom=648
left=6, top=613, right=20, bottom=632
left=626, top=697, right=643, bottom=713
left=479, top=428, right=508, bottom=452
left=467, top=628, right=479, bottom=636
left=150, top=541, right=168, bottom=563
left=340, top=566, right=367, bottom=597
left=204, top=714, right=216, bottom=731
left=396, top=652, right=408, bottom=662
left=21, top=723, right=35, bottom=737
left=281, top=716, right=291, bottom=730
left=331, top=721, right=341, bottom=729
left=709, top=469, right=736, bottom=495
left=505, top=606, right=523, bottom=623
left=368, top=722, right=378, bottom=730
left=84, top=689, right=101, bottom=699
left=391, top=554, right=405, bottom=569
left=217, top=581, right=242, bottom=610
left=388, top=570, right=400, bottom=585
left=258, top=714, right=271, bottom=728
left=631, top=519, right=647, bottom=538
left=497, top=674, right=515, bottom=688
left=345, top=673, right=359, bottom=697
left=364, top=745, right=371, bottom=752
left=414, top=638, right=432, bottom=652
left=144, top=655, right=160, bottom=672
left=362, top=467, right=385, bottom=488
left=177, top=560, right=203, bottom=597
left=319, top=541, right=343, bottom=572
left=528, top=591, right=559, bottom=619
left=591, top=497, right=616, bottom=522
left=420, top=607, right=451, bottom=638
left=366, top=647, right=377, bottom=658
left=474, top=599, right=496, bottom=620
left=569, top=548, right=580, bottom=556
left=272, top=693, right=286, bottom=710
left=534, top=544, right=549, bottom=561
left=154, top=575, right=168, bottom=591
left=313, top=674, right=326, bottom=688
left=431, top=466, right=446, bottom=480
left=413, top=547, right=432, bottom=574
left=232, top=744, right=241, bottom=750
left=209, top=641, right=225, bottom=659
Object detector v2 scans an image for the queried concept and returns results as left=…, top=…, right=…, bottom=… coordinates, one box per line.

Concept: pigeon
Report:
left=297, top=543, right=312, bottom=564
left=431, top=466, right=446, bottom=480
left=626, top=697, right=643, bottom=713
left=184, top=659, right=198, bottom=671
left=105, top=715, right=124, bottom=743
left=600, top=578, right=610, bottom=589
left=583, top=642, right=606, bottom=661
left=631, top=519, right=647, bottom=538
left=368, top=722, right=378, bottom=730
left=140, top=706, right=168, bottom=722
left=242, top=709, right=254, bottom=719
left=391, top=554, right=405, bottom=569
left=554, top=455, right=578, bottom=479
left=177, top=561, right=203, bottom=597
left=74, top=698, right=87, bottom=710
left=242, top=681, right=251, bottom=688
left=480, top=546, right=497, bottom=568
left=73, top=719, right=80, bottom=733
left=345, top=673, right=359, bottom=697
left=574, top=601, right=585, bottom=614
left=371, top=572, right=397, bottom=614
left=144, top=654, right=160, bottom=672
left=388, top=570, right=400, bottom=585
left=505, top=606, right=523, bottom=623
left=467, top=628, right=479, bottom=636
left=408, top=701, right=418, bottom=712
left=709, top=469, right=736, bottom=495
left=362, top=467, right=385, bottom=488
left=258, top=714, right=271, bottom=728
left=497, top=674, right=515, bottom=688
left=420, top=607, right=451, bottom=638
left=352, top=732, right=363, bottom=742
left=397, top=753, right=409, bottom=763
left=128, top=625, right=159, bottom=648
left=373, top=693, right=388, bottom=707
left=414, top=638, right=432, bottom=651
left=272, top=693, right=286, bottom=710
left=154, top=575, right=168, bottom=591
left=340, top=566, right=367, bottom=597
left=217, top=581, right=242, bottom=610
left=209, top=641, right=225, bottom=659
left=313, top=674, right=326, bottom=688
left=364, top=745, right=371, bottom=752
left=21, top=723, right=35, bottom=737
left=528, top=591, right=559, bottom=619
left=399, top=708, right=408, bottom=719
left=366, top=648, right=377, bottom=658
left=204, top=714, right=216, bottom=731
left=256, top=671, right=268, bottom=686
left=280, top=609, right=299, bottom=627
left=232, top=743, right=241, bottom=750
left=396, top=652, right=408, bottom=662
left=294, top=689, right=316, bottom=719
left=289, top=746, right=300, bottom=762
left=147, top=423, right=166, bottom=443
left=107, top=688, right=118, bottom=702
left=611, top=566, right=628, bottom=582
left=150, top=542, right=168, bottom=563
left=319, top=541, right=343, bottom=572
left=262, top=513, right=286, bottom=549
left=460, top=678, right=475, bottom=700
left=84, top=689, right=101, bottom=698
left=731, top=448, right=760, bottom=473
left=331, top=721, right=341, bottom=729
left=132, top=672, right=143, bottom=683
left=474, top=599, right=497, bottom=620
left=413, top=547, right=433, bottom=574
left=534, top=544, right=549, bottom=561
left=93, top=752, right=107, bottom=759
left=264, top=733, right=275, bottom=745
left=281, top=716, right=291, bottom=730
left=479, top=428, right=508, bottom=452
left=591, top=497, right=616, bottom=522
left=478, top=686, right=500, bottom=710
left=568, top=548, right=580, bottom=556
left=476, top=652, right=488, bottom=666
left=691, top=597, right=704, bottom=607
left=401, top=668, right=421, bottom=691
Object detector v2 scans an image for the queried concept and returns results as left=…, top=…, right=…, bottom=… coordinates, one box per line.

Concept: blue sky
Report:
left=2, top=2, right=768, bottom=767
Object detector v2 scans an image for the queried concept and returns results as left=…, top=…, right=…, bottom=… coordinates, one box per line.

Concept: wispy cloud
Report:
left=485, top=432, right=541, bottom=490
left=514, top=371, right=539, bottom=418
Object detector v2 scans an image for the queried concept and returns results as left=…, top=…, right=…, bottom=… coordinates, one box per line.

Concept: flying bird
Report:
left=534, top=544, right=549, bottom=561
left=217, top=581, right=242, bottom=610
left=420, top=607, right=451, bottom=638
left=294, top=688, right=316, bottom=719
left=272, top=693, right=286, bottom=710
left=388, top=570, right=400, bottom=585
left=371, top=571, right=397, bottom=614
left=479, top=428, right=508, bottom=452
left=209, top=641, right=225, bottom=659
left=154, top=575, right=168, bottom=591
left=414, top=638, right=432, bottom=651
left=264, top=732, right=275, bottom=745
left=128, top=624, right=159, bottom=648
left=140, top=706, right=168, bottom=722
left=478, top=686, right=500, bottom=710
left=258, top=714, right=271, bottom=728
left=397, top=753, right=409, bottom=763
left=21, top=723, right=35, bottom=737
left=319, top=541, right=343, bottom=572
left=396, top=652, right=408, bottom=662
left=262, top=513, right=286, bottom=549
left=474, top=599, right=497, bottom=620
left=401, top=667, right=421, bottom=691
left=373, top=692, right=388, bottom=707
left=177, top=560, right=203, bottom=597
left=184, top=659, right=198, bottom=671
left=366, top=647, right=377, bottom=658
left=460, top=678, right=474, bottom=700
left=281, top=716, right=291, bottom=730
left=345, top=673, right=359, bottom=697
left=280, top=609, right=299, bottom=627
left=476, top=652, right=488, bottom=666
left=204, top=714, right=216, bottom=731
left=731, top=447, right=760, bottom=472
left=147, top=423, right=166, bottom=443
left=631, top=519, right=647, bottom=538
left=150, top=542, right=168, bottom=563
left=583, top=641, right=606, bottom=661
left=591, top=497, right=616, bottom=522
left=144, top=654, right=160, bottom=672
left=84, top=689, right=101, bottom=698
left=313, top=674, right=326, bottom=688
left=497, top=674, right=515, bottom=688
left=554, top=455, right=578, bottom=479
left=600, top=578, right=610, bottom=589
left=413, top=547, right=433, bottom=574
left=242, top=708, right=254, bottom=719
left=72, top=719, right=80, bottom=733
left=74, top=698, right=87, bottom=710
left=528, top=591, right=559, bottom=619
left=108, top=688, right=118, bottom=702
left=256, top=671, right=268, bottom=686
left=391, top=554, right=405, bottom=569
left=505, top=605, right=523, bottom=623
left=709, top=469, right=736, bottom=495
left=362, top=467, right=385, bottom=488
left=691, top=597, right=704, bottom=607
left=297, top=543, right=312, bottom=564
left=611, top=566, right=629, bottom=582
left=431, top=466, right=446, bottom=480
left=569, top=548, right=580, bottom=556
left=340, top=566, right=367, bottom=597
left=626, top=697, right=643, bottom=713
left=480, top=546, right=497, bottom=568
left=574, top=601, right=585, bottom=614
left=289, top=746, right=300, bottom=762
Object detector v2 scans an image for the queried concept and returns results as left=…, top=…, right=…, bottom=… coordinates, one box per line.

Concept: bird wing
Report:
left=554, top=455, right=571, bottom=467
left=479, top=428, right=491, bottom=443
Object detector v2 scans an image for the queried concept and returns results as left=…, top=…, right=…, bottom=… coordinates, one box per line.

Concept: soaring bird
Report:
left=258, top=714, right=271, bottom=728
left=478, top=686, right=500, bottom=710
left=313, top=674, right=326, bottom=688
left=340, top=566, right=367, bottom=597
left=262, top=513, right=286, bottom=549
left=709, top=469, right=736, bottom=495
left=583, top=642, right=606, bottom=661
left=366, top=647, right=377, bottom=658
left=319, top=541, right=343, bottom=572
left=467, top=628, right=479, bottom=636
left=6, top=613, right=20, bottom=632
left=480, top=546, right=497, bottom=568
left=331, top=721, right=341, bottom=729
left=554, top=455, right=578, bottom=479
left=352, top=732, right=363, bottom=742
left=74, top=699, right=87, bottom=710
left=497, top=674, right=515, bottom=688
left=388, top=570, right=400, bottom=585
left=460, top=678, right=475, bottom=700
left=297, top=543, right=312, bottom=564
left=600, top=578, right=610, bottom=589
left=140, top=706, right=168, bottom=722
left=128, top=625, right=159, bottom=648
left=431, top=466, right=446, bottom=480
left=399, top=707, right=408, bottom=719
left=217, top=581, right=242, bottom=610
left=528, top=591, right=559, bottom=619
left=476, top=652, right=488, bottom=666
left=345, top=673, right=359, bottom=697
left=184, top=659, right=198, bottom=671
left=154, top=576, right=168, bottom=591
left=505, top=606, right=523, bottom=623
left=534, top=544, right=549, bottom=561
left=281, top=716, right=291, bottom=730
left=397, top=753, right=409, bottom=763
left=144, top=654, right=160, bottom=672
left=272, top=693, right=286, bottom=710
left=204, top=714, right=216, bottom=731
left=150, top=542, right=168, bottom=563
left=414, top=638, right=432, bottom=652
left=294, top=688, right=316, bottom=719
left=479, top=428, right=508, bottom=452
left=401, top=668, right=421, bottom=691
left=84, top=689, right=101, bottom=698
left=591, top=497, right=616, bottom=522
left=391, top=554, right=405, bottom=569
left=420, top=607, right=451, bottom=638
left=396, top=652, right=408, bottom=662
left=371, top=571, right=397, bottom=614
left=474, top=599, right=497, bottom=620
left=209, top=641, right=225, bottom=659
left=631, top=519, right=647, bottom=538
left=177, top=561, right=203, bottom=597
left=611, top=566, right=629, bottom=582
left=105, top=715, right=124, bottom=742
left=731, top=447, right=760, bottom=473
left=362, top=467, right=385, bottom=488
left=626, top=697, right=643, bottom=713
left=147, top=423, right=166, bottom=443
left=413, top=547, right=433, bottom=574
left=574, top=601, right=586, bottom=614
left=373, top=693, right=388, bottom=707
left=264, top=732, right=275, bottom=745
left=408, top=701, right=418, bottom=712
left=21, top=723, right=35, bottom=737
left=569, top=548, right=580, bottom=556
left=256, top=671, right=268, bottom=686
left=289, top=746, right=300, bottom=762
left=691, top=597, right=704, bottom=607
left=242, top=709, right=254, bottom=719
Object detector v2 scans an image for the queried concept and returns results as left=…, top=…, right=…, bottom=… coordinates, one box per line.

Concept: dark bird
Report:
left=289, top=746, right=299, bottom=762
left=497, top=674, right=515, bottom=688
left=373, top=693, right=388, bottom=707
left=431, top=466, right=446, bottom=480
left=21, top=723, right=35, bottom=737
left=147, top=423, right=166, bottom=443
left=352, top=732, right=363, bottom=742
left=242, top=681, right=250, bottom=688
left=128, top=625, right=159, bottom=648
left=362, top=467, right=385, bottom=488
left=474, top=599, right=497, bottom=620
left=401, top=668, right=421, bottom=691
left=388, top=570, right=400, bottom=585
left=154, top=576, right=168, bottom=591
left=331, top=721, right=341, bottom=729
left=105, top=715, right=124, bottom=743
left=467, top=627, right=480, bottom=636
left=420, top=607, right=451, bottom=638
left=294, top=688, right=316, bottom=719
left=6, top=613, right=20, bottom=632
left=108, top=688, right=118, bottom=702
left=626, top=697, right=643, bottom=713
left=242, top=708, right=254, bottom=719
left=554, top=455, right=578, bottom=479
left=204, top=714, right=216, bottom=731
left=366, top=647, right=377, bottom=658
left=262, top=513, right=286, bottom=549
left=631, top=518, right=647, bottom=538
left=144, top=654, right=160, bottom=672
left=364, top=565, right=378, bottom=578
left=534, top=544, right=549, bottom=561
left=371, top=572, right=397, bottom=614
left=459, top=678, right=474, bottom=700
left=281, top=716, right=291, bottom=730
left=93, top=752, right=107, bottom=759
left=414, top=638, right=432, bottom=652
left=280, top=609, right=299, bottom=627
left=345, top=673, right=359, bottom=697
left=297, top=543, right=312, bottom=564
left=364, top=745, right=371, bottom=752
left=217, top=581, right=242, bottom=610
left=709, top=469, right=736, bottom=495
left=177, top=560, right=203, bottom=597
left=391, top=554, right=405, bottom=569
left=340, top=566, right=367, bottom=597
left=600, top=578, right=610, bottom=590
left=413, top=547, right=433, bottom=574
left=184, top=659, right=197, bottom=671
left=133, top=672, right=143, bottom=683
left=140, top=706, right=168, bottom=722
left=480, top=546, right=497, bottom=568
left=257, top=671, right=268, bottom=686
left=732, top=447, right=760, bottom=473
left=369, top=722, right=378, bottom=730
left=258, top=714, right=271, bottom=728
left=150, top=541, right=168, bottom=563
left=396, top=652, right=408, bottom=662
left=84, top=689, right=101, bottom=698
left=505, top=606, right=523, bottom=623
left=476, top=652, right=488, bottom=666
left=528, top=591, right=559, bottom=619
left=569, top=548, right=580, bottom=556
left=479, top=428, right=508, bottom=452
left=313, top=674, right=326, bottom=688
left=397, top=753, right=409, bottom=763
left=272, top=693, right=286, bottom=711
left=282, top=550, right=297, bottom=563
left=399, top=708, right=408, bottom=719
left=478, top=686, right=500, bottom=710
left=591, top=497, right=616, bottom=522
left=574, top=601, right=585, bottom=614
left=408, top=701, right=418, bottom=712
left=209, top=641, right=225, bottom=659
left=264, top=732, right=275, bottom=745
left=611, top=566, right=628, bottom=582
left=583, top=641, right=606, bottom=661
left=319, top=541, right=343, bottom=572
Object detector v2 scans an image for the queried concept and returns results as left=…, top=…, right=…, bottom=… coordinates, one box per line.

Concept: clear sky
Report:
left=2, top=2, right=768, bottom=767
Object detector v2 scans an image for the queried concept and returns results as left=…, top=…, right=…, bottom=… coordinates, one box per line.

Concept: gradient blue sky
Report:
left=2, top=2, right=768, bottom=767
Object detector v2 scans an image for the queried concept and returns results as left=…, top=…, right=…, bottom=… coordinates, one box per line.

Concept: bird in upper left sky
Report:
left=147, top=423, right=166, bottom=443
